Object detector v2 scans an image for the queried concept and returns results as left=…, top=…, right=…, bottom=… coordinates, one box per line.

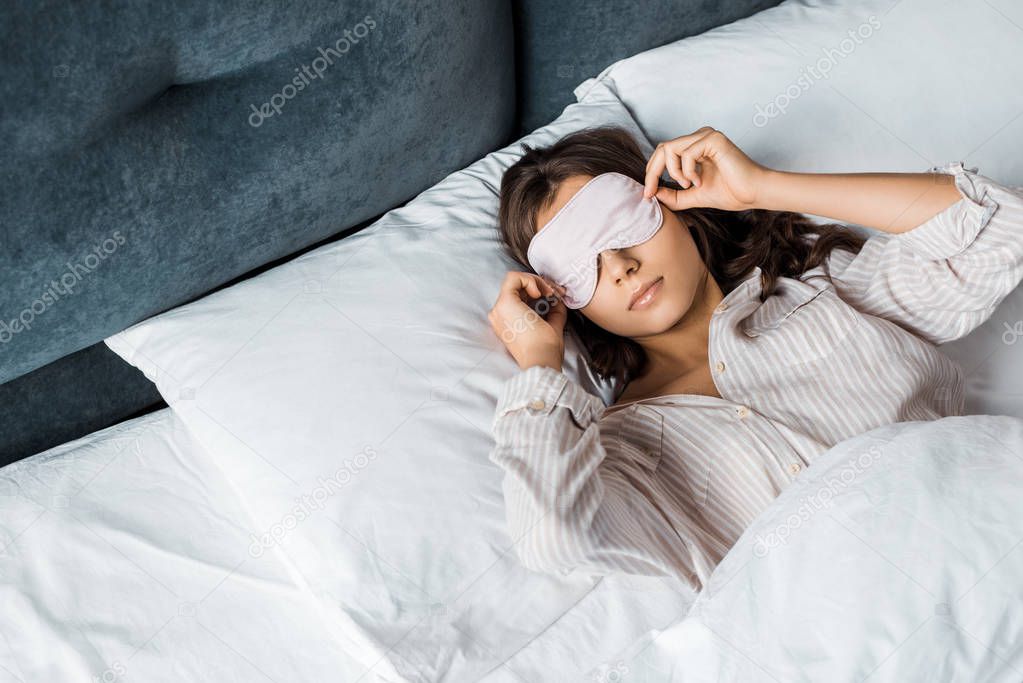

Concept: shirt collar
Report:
left=721, top=265, right=764, bottom=305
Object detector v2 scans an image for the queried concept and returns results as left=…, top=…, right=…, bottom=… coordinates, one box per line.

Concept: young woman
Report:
left=486, top=125, right=1023, bottom=589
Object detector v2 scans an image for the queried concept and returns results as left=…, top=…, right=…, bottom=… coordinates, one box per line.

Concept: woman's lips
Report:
left=629, top=277, right=663, bottom=311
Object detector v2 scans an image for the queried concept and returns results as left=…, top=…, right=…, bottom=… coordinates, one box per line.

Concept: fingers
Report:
left=544, top=292, right=568, bottom=334
left=496, top=272, right=563, bottom=312
left=662, top=146, right=687, bottom=191
left=643, top=126, right=716, bottom=198
left=654, top=184, right=702, bottom=211
left=681, top=131, right=727, bottom=189
left=644, top=148, right=667, bottom=199
left=541, top=276, right=566, bottom=300
left=653, top=186, right=680, bottom=211
left=523, top=277, right=543, bottom=301
left=500, top=271, right=540, bottom=300
left=489, top=271, right=568, bottom=341
left=680, top=146, right=701, bottom=189
left=675, top=129, right=716, bottom=189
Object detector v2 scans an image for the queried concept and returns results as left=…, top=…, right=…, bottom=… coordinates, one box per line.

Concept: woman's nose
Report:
left=600, top=250, right=631, bottom=280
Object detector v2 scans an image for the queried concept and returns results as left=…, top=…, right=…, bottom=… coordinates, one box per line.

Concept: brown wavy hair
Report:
left=497, top=125, right=868, bottom=386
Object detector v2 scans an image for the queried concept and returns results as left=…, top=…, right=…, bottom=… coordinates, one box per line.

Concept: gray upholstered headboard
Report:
left=0, top=0, right=782, bottom=465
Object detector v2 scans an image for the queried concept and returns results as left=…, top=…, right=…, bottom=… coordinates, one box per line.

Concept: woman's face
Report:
left=534, top=174, right=708, bottom=338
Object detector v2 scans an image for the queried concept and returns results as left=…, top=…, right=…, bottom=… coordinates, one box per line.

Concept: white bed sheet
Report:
left=0, top=408, right=394, bottom=683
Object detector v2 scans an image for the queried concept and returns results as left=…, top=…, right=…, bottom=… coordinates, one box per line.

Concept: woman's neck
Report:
left=633, top=266, right=724, bottom=382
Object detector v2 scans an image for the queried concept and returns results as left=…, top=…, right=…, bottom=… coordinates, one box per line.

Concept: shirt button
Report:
left=735, top=405, right=749, bottom=418
left=715, top=302, right=729, bottom=314
left=789, top=462, right=802, bottom=474
left=714, top=361, right=726, bottom=374
left=527, top=398, right=546, bottom=411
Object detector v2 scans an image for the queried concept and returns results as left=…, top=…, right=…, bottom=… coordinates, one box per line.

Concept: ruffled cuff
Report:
left=894, top=161, right=999, bottom=261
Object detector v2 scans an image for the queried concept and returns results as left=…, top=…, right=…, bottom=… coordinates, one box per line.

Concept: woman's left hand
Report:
left=643, top=127, right=770, bottom=211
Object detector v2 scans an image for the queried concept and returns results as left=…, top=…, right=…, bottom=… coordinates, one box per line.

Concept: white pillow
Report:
left=106, top=79, right=697, bottom=682
left=574, top=0, right=1023, bottom=418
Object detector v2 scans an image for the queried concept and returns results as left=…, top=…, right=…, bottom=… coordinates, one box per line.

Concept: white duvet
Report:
left=604, top=415, right=1023, bottom=682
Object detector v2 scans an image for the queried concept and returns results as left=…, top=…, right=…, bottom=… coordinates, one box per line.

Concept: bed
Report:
left=3, top=1, right=1022, bottom=681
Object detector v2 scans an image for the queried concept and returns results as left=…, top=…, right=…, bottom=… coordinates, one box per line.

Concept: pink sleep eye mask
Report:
left=526, top=172, right=664, bottom=309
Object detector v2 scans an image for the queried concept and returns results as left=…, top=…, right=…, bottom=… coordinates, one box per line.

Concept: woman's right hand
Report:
left=643, top=126, right=769, bottom=211
left=488, top=271, right=568, bottom=372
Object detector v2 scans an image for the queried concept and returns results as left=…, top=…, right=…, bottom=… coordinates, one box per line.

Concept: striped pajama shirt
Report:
left=489, top=161, right=1023, bottom=590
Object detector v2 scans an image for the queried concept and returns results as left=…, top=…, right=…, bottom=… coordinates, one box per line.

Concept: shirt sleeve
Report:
left=821, top=161, right=1023, bottom=345
left=489, top=364, right=701, bottom=584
